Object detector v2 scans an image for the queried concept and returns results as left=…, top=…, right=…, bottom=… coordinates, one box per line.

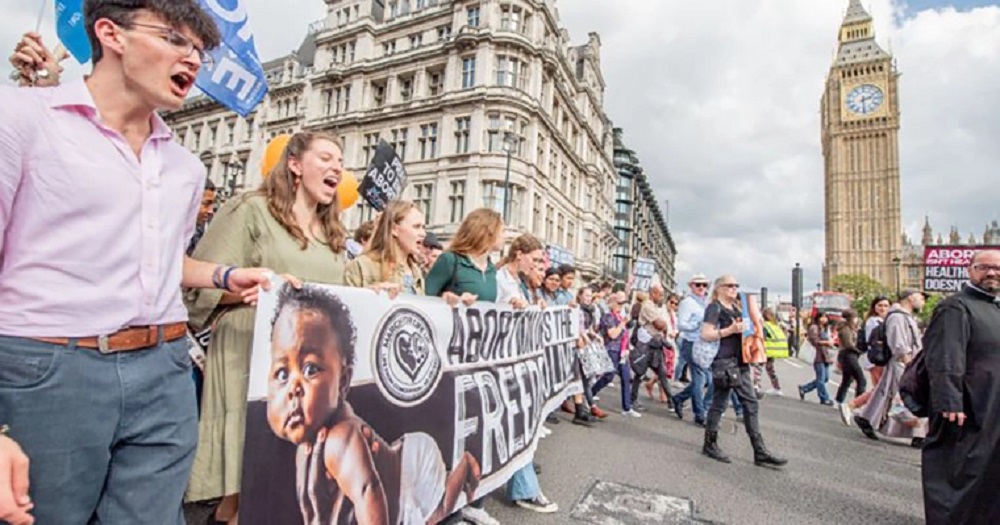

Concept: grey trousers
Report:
left=0, top=335, right=197, bottom=524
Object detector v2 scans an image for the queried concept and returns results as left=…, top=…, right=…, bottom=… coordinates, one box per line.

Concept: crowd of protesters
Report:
left=2, top=2, right=999, bottom=525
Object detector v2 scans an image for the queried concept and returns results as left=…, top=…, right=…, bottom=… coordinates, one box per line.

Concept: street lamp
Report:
left=892, top=256, right=902, bottom=296
left=501, top=132, right=516, bottom=223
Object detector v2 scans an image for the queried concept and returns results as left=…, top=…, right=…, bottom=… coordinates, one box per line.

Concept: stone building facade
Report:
left=821, top=0, right=902, bottom=289
left=161, top=0, right=642, bottom=281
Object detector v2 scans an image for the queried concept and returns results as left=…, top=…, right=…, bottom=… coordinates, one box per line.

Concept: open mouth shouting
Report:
left=322, top=175, right=340, bottom=191
left=170, top=71, right=196, bottom=98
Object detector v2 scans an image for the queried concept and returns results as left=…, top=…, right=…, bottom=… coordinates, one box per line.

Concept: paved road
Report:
left=185, top=355, right=924, bottom=525
left=471, top=357, right=924, bottom=525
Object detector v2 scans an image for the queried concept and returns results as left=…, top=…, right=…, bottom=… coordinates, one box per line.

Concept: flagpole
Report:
left=35, top=0, right=48, bottom=32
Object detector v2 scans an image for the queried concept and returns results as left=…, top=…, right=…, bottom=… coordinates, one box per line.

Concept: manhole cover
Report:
left=571, top=480, right=714, bottom=524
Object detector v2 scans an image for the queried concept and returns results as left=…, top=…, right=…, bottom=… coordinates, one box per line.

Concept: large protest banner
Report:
left=240, top=281, right=582, bottom=524
left=923, top=246, right=989, bottom=292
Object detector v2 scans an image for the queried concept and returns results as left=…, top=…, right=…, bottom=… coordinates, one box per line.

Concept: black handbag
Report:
left=711, top=358, right=741, bottom=389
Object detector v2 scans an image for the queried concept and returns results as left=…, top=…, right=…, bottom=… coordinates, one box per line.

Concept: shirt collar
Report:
left=49, top=79, right=173, bottom=141
left=966, top=283, right=1000, bottom=304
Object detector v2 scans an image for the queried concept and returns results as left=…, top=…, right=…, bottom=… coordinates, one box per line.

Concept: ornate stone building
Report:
left=612, top=128, right=676, bottom=290
left=162, top=0, right=632, bottom=281
left=821, top=0, right=902, bottom=289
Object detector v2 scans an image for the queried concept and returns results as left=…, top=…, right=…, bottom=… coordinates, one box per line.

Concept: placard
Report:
left=923, top=246, right=989, bottom=292
left=359, top=140, right=407, bottom=212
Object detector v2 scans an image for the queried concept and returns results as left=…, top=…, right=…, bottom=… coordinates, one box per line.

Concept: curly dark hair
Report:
left=272, top=283, right=356, bottom=366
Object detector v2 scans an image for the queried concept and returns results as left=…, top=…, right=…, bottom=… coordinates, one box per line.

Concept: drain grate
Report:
left=570, top=480, right=715, bottom=524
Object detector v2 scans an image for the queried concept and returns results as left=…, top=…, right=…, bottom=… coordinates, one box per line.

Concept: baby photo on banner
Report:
left=239, top=280, right=582, bottom=524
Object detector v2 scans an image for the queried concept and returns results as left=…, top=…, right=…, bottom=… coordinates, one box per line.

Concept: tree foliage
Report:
left=918, top=293, right=945, bottom=326
left=830, top=274, right=891, bottom=315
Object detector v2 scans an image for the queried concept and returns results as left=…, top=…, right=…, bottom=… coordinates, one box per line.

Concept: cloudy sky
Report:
left=2, top=0, right=997, bottom=297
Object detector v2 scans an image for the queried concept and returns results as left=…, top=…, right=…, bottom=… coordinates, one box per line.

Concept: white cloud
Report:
left=1, top=0, right=996, bottom=298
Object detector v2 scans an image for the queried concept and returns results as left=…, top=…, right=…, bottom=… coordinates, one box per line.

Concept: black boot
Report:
left=749, top=433, right=787, bottom=468
left=573, top=403, right=593, bottom=426
left=702, top=430, right=731, bottom=463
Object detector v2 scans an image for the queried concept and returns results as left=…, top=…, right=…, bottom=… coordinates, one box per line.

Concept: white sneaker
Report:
left=539, top=425, right=552, bottom=438
left=765, top=388, right=782, bottom=396
left=460, top=505, right=501, bottom=525
left=622, top=409, right=642, bottom=418
left=839, top=402, right=853, bottom=426
left=515, top=493, right=559, bottom=513
left=593, top=395, right=601, bottom=402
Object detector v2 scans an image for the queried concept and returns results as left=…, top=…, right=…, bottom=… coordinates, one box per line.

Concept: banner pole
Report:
left=35, top=0, right=49, bottom=33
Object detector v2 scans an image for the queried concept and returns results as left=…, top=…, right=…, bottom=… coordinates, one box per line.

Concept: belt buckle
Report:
left=98, top=335, right=112, bottom=354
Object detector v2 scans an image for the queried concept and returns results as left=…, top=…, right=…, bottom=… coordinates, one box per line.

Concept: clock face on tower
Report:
left=845, top=84, right=884, bottom=115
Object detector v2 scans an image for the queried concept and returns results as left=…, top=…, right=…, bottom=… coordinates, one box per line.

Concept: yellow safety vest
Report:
left=764, top=321, right=790, bottom=359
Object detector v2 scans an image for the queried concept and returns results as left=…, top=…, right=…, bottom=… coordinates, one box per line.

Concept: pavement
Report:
left=184, top=351, right=925, bottom=525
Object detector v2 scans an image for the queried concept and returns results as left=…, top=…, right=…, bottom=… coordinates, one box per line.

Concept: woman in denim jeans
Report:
left=798, top=313, right=836, bottom=406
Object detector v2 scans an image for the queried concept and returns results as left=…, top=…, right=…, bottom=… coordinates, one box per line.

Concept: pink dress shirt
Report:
left=0, top=80, right=203, bottom=337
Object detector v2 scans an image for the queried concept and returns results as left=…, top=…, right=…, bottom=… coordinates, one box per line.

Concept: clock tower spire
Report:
left=821, top=0, right=902, bottom=289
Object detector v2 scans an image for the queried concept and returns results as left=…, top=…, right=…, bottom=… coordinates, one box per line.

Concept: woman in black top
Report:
left=699, top=275, right=787, bottom=467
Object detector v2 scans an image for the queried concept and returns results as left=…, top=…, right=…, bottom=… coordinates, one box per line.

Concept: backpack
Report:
left=866, top=312, right=901, bottom=366
left=856, top=325, right=869, bottom=354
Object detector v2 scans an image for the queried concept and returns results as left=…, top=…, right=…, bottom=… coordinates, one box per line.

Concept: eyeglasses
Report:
left=720, top=284, right=740, bottom=289
left=692, top=283, right=708, bottom=288
left=972, top=264, right=1000, bottom=273
left=125, top=22, right=214, bottom=67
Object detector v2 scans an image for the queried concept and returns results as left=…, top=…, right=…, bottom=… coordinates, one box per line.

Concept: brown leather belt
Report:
left=34, top=322, right=188, bottom=354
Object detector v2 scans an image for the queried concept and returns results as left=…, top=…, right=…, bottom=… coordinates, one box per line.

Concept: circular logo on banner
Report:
left=372, top=306, right=442, bottom=407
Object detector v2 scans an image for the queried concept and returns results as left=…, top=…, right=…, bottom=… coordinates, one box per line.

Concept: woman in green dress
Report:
left=184, top=132, right=350, bottom=523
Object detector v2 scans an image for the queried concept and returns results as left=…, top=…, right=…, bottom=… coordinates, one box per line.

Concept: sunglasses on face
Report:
left=692, top=283, right=708, bottom=288
left=720, top=284, right=740, bottom=289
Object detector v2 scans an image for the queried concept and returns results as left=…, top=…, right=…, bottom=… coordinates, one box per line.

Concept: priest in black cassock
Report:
left=921, top=249, right=1000, bottom=525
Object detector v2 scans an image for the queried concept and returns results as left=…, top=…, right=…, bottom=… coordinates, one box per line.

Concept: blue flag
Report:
left=55, top=0, right=91, bottom=64
left=53, top=0, right=268, bottom=117
left=195, top=0, right=268, bottom=117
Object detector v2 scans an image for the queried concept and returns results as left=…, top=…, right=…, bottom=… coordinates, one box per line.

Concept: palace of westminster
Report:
left=162, top=0, right=677, bottom=289
left=820, top=0, right=996, bottom=293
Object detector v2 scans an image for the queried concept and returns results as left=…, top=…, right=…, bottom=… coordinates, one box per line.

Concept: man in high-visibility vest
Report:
left=755, top=308, right=788, bottom=397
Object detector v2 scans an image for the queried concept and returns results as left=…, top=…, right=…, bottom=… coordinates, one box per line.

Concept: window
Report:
left=455, top=117, right=471, bottom=154
left=335, top=85, right=351, bottom=113
left=583, top=230, right=592, bottom=259
left=557, top=213, right=564, bottom=245
left=399, top=76, right=413, bottom=102
left=533, top=194, right=542, bottom=233
left=414, top=182, right=434, bottom=222
left=388, top=1, right=398, bottom=18
left=419, top=123, right=438, bottom=160
left=437, top=25, right=452, bottom=41
left=467, top=6, right=480, bottom=27
left=461, top=57, right=476, bottom=88
left=348, top=42, right=356, bottom=62
left=482, top=182, right=506, bottom=216
left=486, top=114, right=501, bottom=152
left=383, top=40, right=396, bottom=56
left=545, top=205, right=554, bottom=240
left=194, top=127, right=202, bottom=148
left=428, top=70, right=444, bottom=96
left=567, top=221, right=575, bottom=251
left=416, top=0, right=426, bottom=9
left=244, top=118, right=254, bottom=141
left=409, top=33, right=422, bottom=49
left=500, top=5, right=522, bottom=33
left=372, top=81, right=386, bottom=107
left=390, top=128, right=408, bottom=161
left=495, top=55, right=523, bottom=88
left=323, top=89, right=333, bottom=115
left=449, top=181, right=466, bottom=223
left=208, top=125, right=217, bottom=146
left=225, top=120, right=234, bottom=144
left=363, top=132, right=380, bottom=164
left=176, top=129, right=186, bottom=147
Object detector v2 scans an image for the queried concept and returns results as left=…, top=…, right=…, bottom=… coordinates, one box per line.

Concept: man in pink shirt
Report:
left=0, top=2, right=280, bottom=524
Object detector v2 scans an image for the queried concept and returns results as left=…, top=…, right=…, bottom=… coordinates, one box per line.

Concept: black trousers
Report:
left=835, top=351, right=867, bottom=403
left=630, top=341, right=671, bottom=403
left=706, top=361, right=760, bottom=435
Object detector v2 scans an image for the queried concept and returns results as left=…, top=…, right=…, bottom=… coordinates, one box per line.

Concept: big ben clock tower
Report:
left=821, top=0, right=902, bottom=289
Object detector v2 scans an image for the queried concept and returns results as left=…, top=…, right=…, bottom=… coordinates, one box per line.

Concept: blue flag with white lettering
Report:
left=55, top=0, right=91, bottom=63
left=53, top=0, right=268, bottom=117
left=195, top=0, right=268, bottom=117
